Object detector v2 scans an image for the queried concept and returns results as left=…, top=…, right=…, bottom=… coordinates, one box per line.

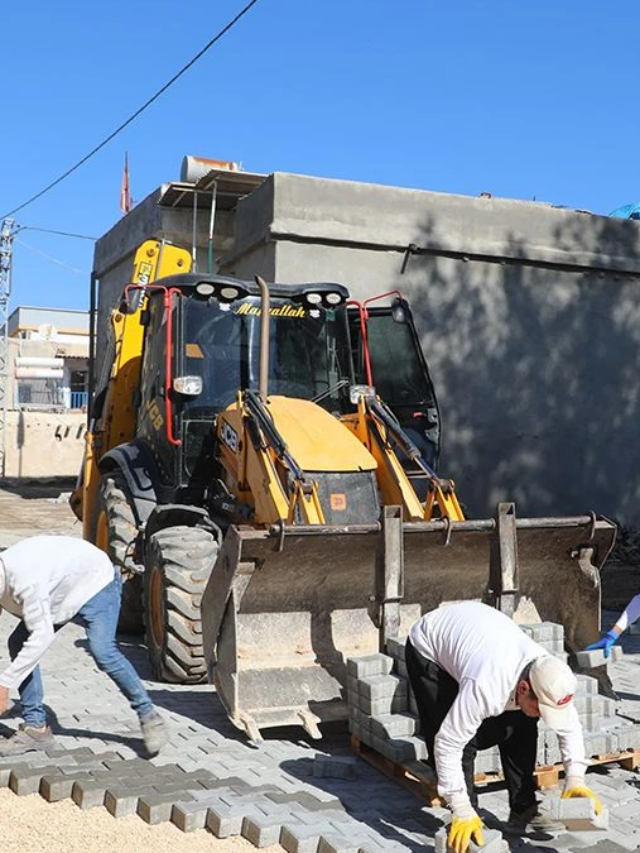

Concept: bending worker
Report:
left=405, top=601, right=601, bottom=853
left=584, top=590, right=640, bottom=657
left=0, top=535, right=167, bottom=757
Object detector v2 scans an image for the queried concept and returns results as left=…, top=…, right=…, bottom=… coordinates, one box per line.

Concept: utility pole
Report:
left=0, top=219, right=14, bottom=479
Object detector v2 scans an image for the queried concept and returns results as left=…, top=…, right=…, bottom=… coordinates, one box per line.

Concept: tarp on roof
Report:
left=609, top=202, right=640, bottom=220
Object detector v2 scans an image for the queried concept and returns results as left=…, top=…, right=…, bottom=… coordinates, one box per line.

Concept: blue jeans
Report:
left=8, top=572, right=154, bottom=728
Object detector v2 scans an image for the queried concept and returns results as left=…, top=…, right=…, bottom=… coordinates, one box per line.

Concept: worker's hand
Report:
left=448, top=803, right=484, bottom=853
left=585, top=629, right=619, bottom=659
left=0, top=685, right=10, bottom=715
left=562, top=776, right=602, bottom=815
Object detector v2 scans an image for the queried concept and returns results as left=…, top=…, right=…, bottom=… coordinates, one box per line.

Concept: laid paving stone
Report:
left=313, top=756, right=358, bottom=780
left=242, top=813, right=285, bottom=848
left=71, top=778, right=110, bottom=810
left=104, top=786, right=141, bottom=817
left=205, top=801, right=247, bottom=838
left=171, top=800, right=209, bottom=832
left=280, top=823, right=323, bottom=853
left=137, top=791, right=195, bottom=825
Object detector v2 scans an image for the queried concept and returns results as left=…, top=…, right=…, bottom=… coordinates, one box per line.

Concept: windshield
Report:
left=176, top=295, right=353, bottom=414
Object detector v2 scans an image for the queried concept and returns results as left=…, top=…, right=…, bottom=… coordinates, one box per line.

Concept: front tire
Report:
left=95, top=471, right=144, bottom=634
left=143, top=525, right=219, bottom=683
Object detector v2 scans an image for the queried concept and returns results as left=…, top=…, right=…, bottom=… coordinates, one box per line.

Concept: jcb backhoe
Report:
left=71, top=239, right=616, bottom=741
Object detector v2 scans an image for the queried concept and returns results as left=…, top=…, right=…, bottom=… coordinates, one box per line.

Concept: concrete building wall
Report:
left=3, top=410, right=86, bottom=478
left=220, top=173, right=640, bottom=525
left=92, top=169, right=640, bottom=526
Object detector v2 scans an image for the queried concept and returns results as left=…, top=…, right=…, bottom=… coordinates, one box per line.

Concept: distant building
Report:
left=8, top=307, right=89, bottom=411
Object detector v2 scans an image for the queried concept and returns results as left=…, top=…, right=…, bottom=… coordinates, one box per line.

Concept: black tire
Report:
left=95, top=471, right=144, bottom=634
left=143, top=525, right=219, bottom=683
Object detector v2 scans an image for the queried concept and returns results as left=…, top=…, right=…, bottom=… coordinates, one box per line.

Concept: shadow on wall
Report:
left=403, top=213, right=640, bottom=526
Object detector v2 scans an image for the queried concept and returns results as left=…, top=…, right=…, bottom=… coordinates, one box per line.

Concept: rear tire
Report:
left=143, top=525, right=219, bottom=683
left=95, top=471, right=144, bottom=634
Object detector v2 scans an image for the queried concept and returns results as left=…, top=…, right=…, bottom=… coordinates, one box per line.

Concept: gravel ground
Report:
left=0, top=788, right=281, bottom=853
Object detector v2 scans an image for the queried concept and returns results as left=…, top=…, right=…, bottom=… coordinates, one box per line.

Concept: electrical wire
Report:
left=14, top=237, right=88, bottom=275
left=18, top=226, right=97, bottom=241
left=1, top=0, right=263, bottom=219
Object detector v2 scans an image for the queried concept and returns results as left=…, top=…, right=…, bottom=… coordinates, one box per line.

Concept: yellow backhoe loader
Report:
left=71, top=239, right=616, bottom=741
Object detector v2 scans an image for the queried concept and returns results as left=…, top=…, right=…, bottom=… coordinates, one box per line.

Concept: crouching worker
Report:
left=0, top=535, right=167, bottom=757
left=406, top=601, right=601, bottom=853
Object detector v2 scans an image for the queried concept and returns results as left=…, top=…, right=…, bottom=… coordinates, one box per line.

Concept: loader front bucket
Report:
left=201, top=508, right=615, bottom=740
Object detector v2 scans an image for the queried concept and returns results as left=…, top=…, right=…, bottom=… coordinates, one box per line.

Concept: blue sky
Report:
left=1, top=0, right=638, bottom=310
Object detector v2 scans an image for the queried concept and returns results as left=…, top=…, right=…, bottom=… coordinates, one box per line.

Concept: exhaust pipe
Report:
left=255, top=275, right=270, bottom=401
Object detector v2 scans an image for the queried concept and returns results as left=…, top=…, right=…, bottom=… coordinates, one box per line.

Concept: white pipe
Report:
left=15, top=357, right=64, bottom=368
left=15, top=368, right=63, bottom=379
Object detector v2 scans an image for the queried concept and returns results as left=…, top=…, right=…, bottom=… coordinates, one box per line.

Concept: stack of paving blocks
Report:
left=347, top=621, right=640, bottom=782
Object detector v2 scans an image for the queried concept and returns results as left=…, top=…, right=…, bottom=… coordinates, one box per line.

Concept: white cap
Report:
left=529, top=655, right=577, bottom=730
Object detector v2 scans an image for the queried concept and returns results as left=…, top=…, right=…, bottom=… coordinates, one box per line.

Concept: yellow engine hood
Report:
left=265, top=396, right=376, bottom=472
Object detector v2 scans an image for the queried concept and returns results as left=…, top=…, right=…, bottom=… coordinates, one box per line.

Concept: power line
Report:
left=14, top=237, right=88, bottom=275
left=19, top=226, right=97, bottom=241
left=1, top=0, right=263, bottom=219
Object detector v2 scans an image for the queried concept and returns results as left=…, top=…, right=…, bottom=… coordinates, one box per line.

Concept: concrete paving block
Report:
left=576, top=674, right=599, bottom=695
left=346, top=654, right=394, bottom=679
left=358, top=693, right=408, bottom=716
left=9, top=765, right=56, bottom=796
left=583, top=732, right=610, bottom=756
left=370, top=712, right=418, bottom=740
left=317, top=834, right=361, bottom=853
left=313, top=755, right=358, bottom=780
left=576, top=645, right=623, bottom=669
left=358, top=675, right=407, bottom=701
left=615, top=725, right=640, bottom=751
left=549, top=798, right=609, bottom=831
left=242, top=813, right=285, bottom=848
left=104, top=786, right=140, bottom=818
left=40, top=772, right=86, bottom=802
left=280, top=823, right=322, bottom=853
left=171, top=801, right=209, bottom=832
left=475, top=750, right=502, bottom=775
left=137, top=791, right=193, bottom=825
left=401, top=735, right=427, bottom=761
left=347, top=676, right=359, bottom=699
left=377, top=736, right=416, bottom=764
left=384, top=637, right=407, bottom=661
left=434, top=826, right=508, bottom=852
left=205, top=802, right=247, bottom=838
left=71, top=778, right=108, bottom=810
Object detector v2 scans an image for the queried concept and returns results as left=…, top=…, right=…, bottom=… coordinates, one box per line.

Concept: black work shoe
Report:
left=505, top=803, right=565, bottom=834
left=0, top=724, right=55, bottom=756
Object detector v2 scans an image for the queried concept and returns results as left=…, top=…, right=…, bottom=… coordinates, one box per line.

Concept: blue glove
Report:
left=585, top=629, right=619, bottom=658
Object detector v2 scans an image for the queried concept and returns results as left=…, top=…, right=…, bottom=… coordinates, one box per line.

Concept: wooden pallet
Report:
left=351, top=734, right=640, bottom=802
left=351, top=735, right=443, bottom=806
left=534, top=748, right=640, bottom=789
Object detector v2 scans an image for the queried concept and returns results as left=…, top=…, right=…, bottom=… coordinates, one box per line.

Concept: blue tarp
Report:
left=609, top=202, right=640, bottom=219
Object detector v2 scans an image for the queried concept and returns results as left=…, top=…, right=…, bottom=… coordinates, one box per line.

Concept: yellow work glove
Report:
left=561, top=776, right=602, bottom=815
left=448, top=802, right=484, bottom=853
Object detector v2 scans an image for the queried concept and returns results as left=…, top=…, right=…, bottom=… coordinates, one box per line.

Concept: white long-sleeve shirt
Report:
left=408, top=601, right=588, bottom=806
left=0, top=536, right=114, bottom=690
left=615, top=592, right=640, bottom=632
